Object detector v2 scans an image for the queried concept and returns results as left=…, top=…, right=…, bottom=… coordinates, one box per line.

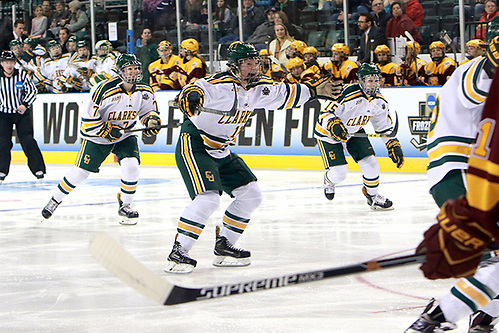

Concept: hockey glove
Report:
left=179, top=85, right=205, bottom=117
left=417, top=197, right=495, bottom=280
left=142, top=113, right=161, bottom=137
left=327, top=117, right=349, bottom=142
left=386, top=138, right=404, bottom=168
left=97, top=122, right=123, bottom=142
left=66, top=76, right=83, bottom=91
left=304, top=74, right=343, bottom=100
left=77, top=67, right=94, bottom=79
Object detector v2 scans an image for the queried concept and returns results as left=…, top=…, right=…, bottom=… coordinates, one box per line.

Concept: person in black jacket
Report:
left=0, top=50, right=45, bottom=183
left=356, top=12, right=387, bottom=64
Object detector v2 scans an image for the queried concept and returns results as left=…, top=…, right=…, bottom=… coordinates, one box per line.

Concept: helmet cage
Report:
left=359, top=74, right=382, bottom=96
left=228, top=56, right=262, bottom=85
left=116, top=55, right=143, bottom=84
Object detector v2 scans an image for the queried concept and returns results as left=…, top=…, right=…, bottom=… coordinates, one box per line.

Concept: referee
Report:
left=0, top=50, right=45, bottom=183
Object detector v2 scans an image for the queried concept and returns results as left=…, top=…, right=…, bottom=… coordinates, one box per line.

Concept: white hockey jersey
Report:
left=34, top=54, right=70, bottom=92
left=314, top=83, right=394, bottom=145
left=80, top=77, right=159, bottom=145
left=188, top=72, right=313, bottom=159
left=426, top=56, right=492, bottom=190
left=60, top=55, right=98, bottom=91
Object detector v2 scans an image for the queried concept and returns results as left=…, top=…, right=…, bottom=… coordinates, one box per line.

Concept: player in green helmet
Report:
left=357, top=62, right=382, bottom=96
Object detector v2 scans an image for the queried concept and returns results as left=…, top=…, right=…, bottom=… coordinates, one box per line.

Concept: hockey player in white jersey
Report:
left=59, top=40, right=97, bottom=92
left=165, top=41, right=342, bottom=273
left=405, top=36, right=499, bottom=333
left=314, top=63, right=404, bottom=210
left=41, top=54, right=161, bottom=225
left=34, top=40, right=70, bottom=93
left=89, top=40, right=120, bottom=87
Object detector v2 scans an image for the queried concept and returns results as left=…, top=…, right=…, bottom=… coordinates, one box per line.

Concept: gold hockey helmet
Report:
left=303, top=46, right=318, bottom=56
left=181, top=38, right=199, bottom=54
left=285, top=57, right=305, bottom=71
left=374, top=44, right=390, bottom=54
left=466, top=39, right=486, bottom=50
left=331, top=43, right=349, bottom=55
left=289, top=40, right=307, bottom=54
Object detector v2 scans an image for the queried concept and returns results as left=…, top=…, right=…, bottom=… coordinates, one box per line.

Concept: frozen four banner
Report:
left=13, top=87, right=440, bottom=158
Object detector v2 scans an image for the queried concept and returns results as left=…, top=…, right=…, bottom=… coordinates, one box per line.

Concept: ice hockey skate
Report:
left=405, top=299, right=457, bottom=332
left=324, top=181, right=335, bottom=201
left=469, top=311, right=498, bottom=333
left=165, top=240, right=197, bottom=274
left=41, top=197, right=61, bottom=219
left=362, top=186, right=394, bottom=210
left=213, top=225, right=251, bottom=267
left=0, top=172, right=5, bottom=183
left=35, top=171, right=44, bottom=180
left=117, top=193, right=139, bottom=225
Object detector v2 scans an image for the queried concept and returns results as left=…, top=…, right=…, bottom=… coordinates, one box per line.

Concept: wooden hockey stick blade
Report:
left=351, top=110, right=399, bottom=138
left=89, top=233, right=426, bottom=306
left=168, top=100, right=237, bottom=116
left=120, top=124, right=169, bottom=134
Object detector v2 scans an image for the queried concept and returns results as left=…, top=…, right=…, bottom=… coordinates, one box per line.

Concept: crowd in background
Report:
left=0, top=0, right=496, bottom=92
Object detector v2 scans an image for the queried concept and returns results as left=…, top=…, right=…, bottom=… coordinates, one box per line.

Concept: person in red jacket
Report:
left=475, top=0, right=499, bottom=40
left=402, top=0, right=424, bottom=26
left=386, top=1, right=423, bottom=43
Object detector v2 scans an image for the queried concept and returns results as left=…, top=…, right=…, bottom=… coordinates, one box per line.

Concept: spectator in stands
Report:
left=246, top=7, right=278, bottom=49
left=214, top=0, right=234, bottom=36
left=454, top=0, right=486, bottom=20
left=182, top=0, right=208, bottom=29
left=135, top=28, right=159, bottom=84
left=331, top=0, right=369, bottom=22
left=460, top=39, right=486, bottom=65
left=385, top=1, right=422, bottom=42
left=371, top=0, right=392, bottom=30
left=275, top=0, right=304, bottom=25
left=374, top=44, right=398, bottom=86
left=220, top=0, right=266, bottom=43
left=475, top=0, right=499, bottom=40
left=268, top=23, right=295, bottom=65
left=42, top=1, right=54, bottom=24
left=47, top=0, right=70, bottom=38
left=424, top=41, right=456, bottom=86
left=58, top=27, right=71, bottom=54
left=149, top=40, right=186, bottom=91
left=61, top=0, right=89, bottom=38
left=273, top=10, right=304, bottom=40
left=324, top=43, right=359, bottom=83
left=401, top=0, right=423, bottom=26
left=356, top=12, right=387, bottom=64
left=153, top=0, right=177, bottom=31
left=395, top=40, right=425, bottom=86
left=29, top=6, right=48, bottom=39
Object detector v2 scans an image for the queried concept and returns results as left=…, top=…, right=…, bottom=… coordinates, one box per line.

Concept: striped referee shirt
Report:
left=0, top=68, right=37, bottom=114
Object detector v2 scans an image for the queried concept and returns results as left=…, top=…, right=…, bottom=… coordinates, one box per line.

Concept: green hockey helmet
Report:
left=9, top=39, right=22, bottom=48
left=227, top=41, right=260, bottom=84
left=487, top=17, right=499, bottom=42
left=23, top=37, right=38, bottom=48
left=357, top=63, right=382, bottom=96
left=115, top=53, right=143, bottom=84
left=46, top=40, right=62, bottom=59
left=76, top=40, right=89, bottom=49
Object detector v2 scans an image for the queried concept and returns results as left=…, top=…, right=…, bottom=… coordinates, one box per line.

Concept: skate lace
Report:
left=45, top=199, right=59, bottom=212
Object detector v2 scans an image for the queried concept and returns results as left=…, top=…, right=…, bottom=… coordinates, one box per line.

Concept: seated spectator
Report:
left=179, top=38, right=207, bottom=83
left=385, top=1, right=422, bottom=42
left=454, top=0, right=486, bottom=20
left=402, top=0, right=423, bottom=26
left=182, top=0, right=208, bottom=30
left=42, top=1, right=54, bottom=24
left=58, top=27, right=71, bottom=54
left=371, top=0, right=392, bottom=30
left=356, top=12, right=388, bottom=64
left=29, top=6, right=48, bottom=39
left=475, top=0, right=499, bottom=40
left=395, top=40, right=425, bottom=86
left=214, top=0, right=234, bottom=35
left=268, top=23, right=295, bottom=65
left=374, top=44, right=398, bottom=86
left=47, top=0, right=70, bottom=38
left=246, top=7, right=278, bottom=48
left=460, top=39, right=486, bottom=65
left=219, top=0, right=266, bottom=43
left=285, top=57, right=319, bottom=83
left=273, top=11, right=303, bottom=40
left=331, top=0, right=370, bottom=22
left=324, top=43, right=359, bottom=83
left=275, top=0, right=305, bottom=25
left=60, top=0, right=89, bottom=39
left=135, top=28, right=159, bottom=84
left=148, top=40, right=186, bottom=91
left=152, top=0, right=177, bottom=31
left=424, top=41, right=456, bottom=86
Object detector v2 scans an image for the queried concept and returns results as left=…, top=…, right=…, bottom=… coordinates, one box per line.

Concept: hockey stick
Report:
left=89, top=233, right=426, bottom=306
left=120, top=124, right=169, bottom=134
left=350, top=110, right=399, bottom=138
left=404, top=31, right=422, bottom=85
